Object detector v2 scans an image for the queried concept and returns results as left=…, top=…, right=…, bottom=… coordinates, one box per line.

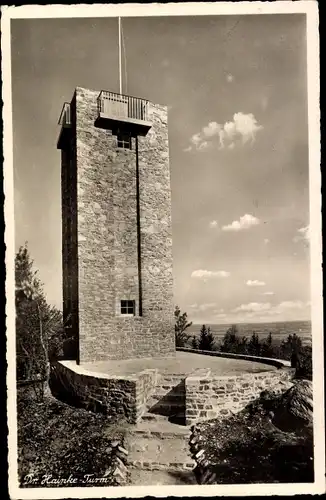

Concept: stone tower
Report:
left=57, top=87, right=175, bottom=364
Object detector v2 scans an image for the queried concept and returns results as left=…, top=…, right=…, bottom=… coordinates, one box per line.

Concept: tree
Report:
left=280, top=333, right=302, bottom=361
left=239, top=336, right=249, bottom=354
left=15, top=244, right=65, bottom=400
left=191, top=335, right=199, bottom=350
left=248, top=332, right=261, bottom=356
left=261, top=332, right=274, bottom=357
left=198, top=325, right=215, bottom=351
left=174, top=305, right=192, bottom=347
left=220, top=325, right=240, bottom=353
left=296, top=345, right=312, bottom=380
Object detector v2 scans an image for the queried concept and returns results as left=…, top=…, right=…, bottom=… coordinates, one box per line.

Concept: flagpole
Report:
left=118, top=16, right=122, bottom=94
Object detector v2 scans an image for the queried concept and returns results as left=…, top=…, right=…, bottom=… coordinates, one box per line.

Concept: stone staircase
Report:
left=144, top=375, right=186, bottom=424
left=125, top=374, right=196, bottom=485
left=125, top=416, right=196, bottom=485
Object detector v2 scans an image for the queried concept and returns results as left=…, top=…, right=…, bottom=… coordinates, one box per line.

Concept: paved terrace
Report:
left=82, top=351, right=277, bottom=376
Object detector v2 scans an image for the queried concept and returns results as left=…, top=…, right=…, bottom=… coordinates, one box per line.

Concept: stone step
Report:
left=141, top=413, right=170, bottom=422
left=169, top=411, right=186, bottom=426
left=128, top=461, right=195, bottom=472
left=146, top=394, right=185, bottom=405
left=125, top=419, right=194, bottom=474
left=126, top=436, right=195, bottom=470
left=146, top=401, right=185, bottom=411
left=141, top=408, right=186, bottom=425
left=128, top=419, right=191, bottom=438
left=146, top=402, right=185, bottom=415
left=128, top=468, right=197, bottom=485
left=148, top=392, right=185, bottom=401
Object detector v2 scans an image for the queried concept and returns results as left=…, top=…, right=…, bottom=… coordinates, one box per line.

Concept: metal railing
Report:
left=97, top=90, right=149, bottom=122
left=58, top=102, right=71, bottom=127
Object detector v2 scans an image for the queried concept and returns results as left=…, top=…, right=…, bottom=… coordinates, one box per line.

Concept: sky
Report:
left=11, top=13, right=311, bottom=325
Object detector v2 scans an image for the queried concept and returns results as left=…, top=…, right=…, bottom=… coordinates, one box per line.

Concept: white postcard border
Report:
left=2, top=2, right=323, bottom=498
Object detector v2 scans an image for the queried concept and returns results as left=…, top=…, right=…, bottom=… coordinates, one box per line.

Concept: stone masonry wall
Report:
left=50, top=362, right=186, bottom=424
left=145, top=374, right=186, bottom=418
left=61, top=95, right=79, bottom=353
left=177, top=347, right=289, bottom=368
left=50, top=361, right=138, bottom=423
left=185, top=367, right=295, bottom=425
left=134, top=369, right=158, bottom=420
left=75, top=87, right=175, bottom=363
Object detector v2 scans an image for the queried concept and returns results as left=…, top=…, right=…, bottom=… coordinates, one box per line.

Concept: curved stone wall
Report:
left=50, top=352, right=294, bottom=427
left=178, top=347, right=294, bottom=425
left=181, top=348, right=294, bottom=425
left=50, top=361, right=158, bottom=423
left=177, top=346, right=291, bottom=369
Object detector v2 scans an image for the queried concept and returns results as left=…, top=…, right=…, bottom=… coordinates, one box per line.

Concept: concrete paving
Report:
left=83, top=351, right=277, bottom=376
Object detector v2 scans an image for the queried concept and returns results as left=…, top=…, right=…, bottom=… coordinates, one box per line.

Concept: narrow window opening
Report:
left=117, top=133, right=132, bottom=150
left=121, top=300, right=135, bottom=315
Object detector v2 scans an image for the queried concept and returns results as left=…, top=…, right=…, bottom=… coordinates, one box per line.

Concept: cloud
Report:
left=298, top=226, right=310, bottom=238
left=246, top=279, right=266, bottom=287
left=185, top=112, right=262, bottom=152
left=197, top=141, right=210, bottom=151
left=195, top=303, right=217, bottom=312
left=262, top=291, right=275, bottom=296
left=209, top=220, right=218, bottom=228
left=264, top=238, right=270, bottom=244
left=219, top=112, right=263, bottom=149
left=230, top=299, right=311, bottom=322
left=191, top=269, right=230, bottom=279
left=222, top=214, right=260, bottom=232
left=294, top=225, right=310, bottom=243
left=226, top=73, right=234, bottom=83
left=233, top=302, right=271, bottom=313
left=190, top=133, right=202, bottom=147
left=202, top=122, right=221, bottom=138
left=276, top=300, right=309, bottom=311
left=215, top=312, right=227, bottom=319
left=232, top=300, right=310, bottom=317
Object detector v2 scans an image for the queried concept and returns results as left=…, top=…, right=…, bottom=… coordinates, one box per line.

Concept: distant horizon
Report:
left=189, top=319, right=311, bottom=326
